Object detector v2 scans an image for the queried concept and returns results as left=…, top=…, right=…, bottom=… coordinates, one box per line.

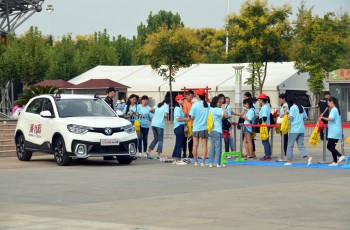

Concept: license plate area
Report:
left=100, top=139, right=119, bottom=146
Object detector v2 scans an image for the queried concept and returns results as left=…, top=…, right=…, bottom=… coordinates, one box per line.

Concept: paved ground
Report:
left=1, top=151, right=349, bottom=230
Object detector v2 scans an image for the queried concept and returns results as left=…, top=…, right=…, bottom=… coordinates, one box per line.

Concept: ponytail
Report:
left=198, top=95, right=208, bottom=108
left=328, top=97, right=341, bottom=115
left=158, top=96, right=171, bottom=108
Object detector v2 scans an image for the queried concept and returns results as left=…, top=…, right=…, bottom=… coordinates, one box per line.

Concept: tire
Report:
left=53, top=137, right=72, bottom=166
left=16, top=134, right=32, bottom=161
left=117, top=156, right=133, bottom=165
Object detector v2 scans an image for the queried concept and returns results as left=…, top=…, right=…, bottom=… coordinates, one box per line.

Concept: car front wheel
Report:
left=16, top=134, right=32, bottom=161
left=53, top=137, right=72, bottom=166
left=117, top=156, right=133, bottom=165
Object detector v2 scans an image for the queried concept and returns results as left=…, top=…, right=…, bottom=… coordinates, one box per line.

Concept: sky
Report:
left=15, top=0, right=350, bottom=39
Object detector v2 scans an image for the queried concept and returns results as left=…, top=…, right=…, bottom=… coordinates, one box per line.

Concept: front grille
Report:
left=72, top=139, right=137, bottom=156
left=89, top=127, right=124, bottom=135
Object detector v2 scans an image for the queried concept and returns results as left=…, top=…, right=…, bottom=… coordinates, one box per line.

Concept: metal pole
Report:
left=341, top=130, right=344, bottom=155
left=270, top=128, right=274, bottom=157
left=277, top=133, right=285, bottom=162
left=233, top=123, right=237, bottom=151
left=318, top=127, right=329, bottom=164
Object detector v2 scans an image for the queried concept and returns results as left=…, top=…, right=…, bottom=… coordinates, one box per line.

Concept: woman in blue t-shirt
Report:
left=146, top=96, right=170, bottom=159
left=172, top=95, right=190, bottom=162
left=189, top=89, right=210, bottom=166
left=241, top=98, right=256, bottom=159
left=208, top=96, right=227, bottom=168
left=136, top=95, right=153, bottom=157
left=278, top=93, right=289, bottom=160
left=321, top=97, right=346, bottom=166
left=285, top=94, right=312, bottom=166
left=257, top=93, right=272, bottom=161
left=123, top=94, right=138, bottom=124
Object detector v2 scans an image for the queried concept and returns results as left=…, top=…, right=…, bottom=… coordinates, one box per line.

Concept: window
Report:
left=42, top=99, right=55, bottom=117
left=26, top=98, right=44, bottom=114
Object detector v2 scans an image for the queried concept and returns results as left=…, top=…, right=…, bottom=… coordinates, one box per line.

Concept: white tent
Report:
left=69, top=62, right=312, bottom=108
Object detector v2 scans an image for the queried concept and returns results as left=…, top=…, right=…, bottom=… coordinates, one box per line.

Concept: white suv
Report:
left=14, top=94, right=137, bottom=166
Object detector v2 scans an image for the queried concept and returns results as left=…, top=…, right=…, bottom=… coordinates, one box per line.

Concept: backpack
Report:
left=207, top=112, right=214, bottom=133
left=222, top=105, right=231, bottom=131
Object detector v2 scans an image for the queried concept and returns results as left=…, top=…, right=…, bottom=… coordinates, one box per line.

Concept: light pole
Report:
left=226, top=0, right=230, bottom=54
left=233, top=65, right=244, bottom=112
left=46, top=5, right=54, bottom=36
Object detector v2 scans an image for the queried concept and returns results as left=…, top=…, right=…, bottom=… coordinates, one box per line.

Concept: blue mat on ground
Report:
left=197, top=158, right=350, bottom=170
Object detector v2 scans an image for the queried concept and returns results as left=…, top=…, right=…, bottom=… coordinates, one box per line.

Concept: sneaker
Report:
left=338, top=156, right=346, bottom=164
left=143, top=153, right=148, bottom=158
left=200, top=162, right=206, bottom=167
left=260, top=156, right=271, bottom=161
left=172, top=160, right=177, bottom=165
left=137, top=152, right=142, bottom=158
left=176, top=161, right=187, bottom=166
left=284, top=162, right=292, bottom=166
left=328, top=162, right=338, bottom=166
left=194, top=162, right=199, bottom=166
left=217, top=164, right=226, bottom=168
left=307, top=157, right=312, bottom=166
left=209, top=163, right=214, bottom=168
left=182, top=154, right=187, bottom=159
left=147, top=156, right=154, bottom=160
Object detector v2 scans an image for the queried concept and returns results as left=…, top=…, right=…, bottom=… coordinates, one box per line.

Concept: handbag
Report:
left=260, top=122, right=269, bottom=140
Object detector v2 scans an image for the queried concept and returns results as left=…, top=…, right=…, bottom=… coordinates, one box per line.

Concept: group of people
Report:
left=105, top=86, right=347, bottom=167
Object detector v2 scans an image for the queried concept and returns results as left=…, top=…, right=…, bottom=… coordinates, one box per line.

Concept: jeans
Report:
left=172, top=125, right=185, bottom=159
left=149, top=127, right=164, bottom=153
left=287, top=133, right=308, bottom=160
left=327, top=138, right=341, bottom=163
left=224, top=128, right=235, bottom=152
left=209, top=131, right=222, bottom=164
left=283, top=133, right=288, bottom=156
left=138, top=127, right=149, bottom=153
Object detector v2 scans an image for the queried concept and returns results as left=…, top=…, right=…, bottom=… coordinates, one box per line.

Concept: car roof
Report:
left=34, top=94, right=99, bottom=100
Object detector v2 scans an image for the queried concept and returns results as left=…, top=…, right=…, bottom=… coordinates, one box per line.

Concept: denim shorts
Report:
left=193, top=130, right=209, bottom=138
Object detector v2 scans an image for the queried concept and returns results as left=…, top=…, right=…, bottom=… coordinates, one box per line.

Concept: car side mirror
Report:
left=40, top=110, right=54, bottom=118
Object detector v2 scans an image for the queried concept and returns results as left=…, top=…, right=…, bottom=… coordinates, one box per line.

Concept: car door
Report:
left=24, top=98, right=45, bottom=148
left=40, top=98, right=57, bottom=150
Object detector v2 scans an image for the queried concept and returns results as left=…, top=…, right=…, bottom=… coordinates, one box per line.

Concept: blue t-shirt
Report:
left=210, top=107, right=223, bottom=133
left=151, top=103, right=169, bottom=129
left=174, top=106, right=185, bottom=129
left=259, top=104, right=270, bottom=125
left=189, top=101, right=210, bottom=132
left=280, top=103, right=289, bottom=116
left=123, top=104, right=137, bottom=122
left=328, top=107, right=342, bottom=140
left=244, top=108, right=256, bottom=133
left=137, top=104, right=152, bottom=128
left=289, top=104, right=306, bottom=133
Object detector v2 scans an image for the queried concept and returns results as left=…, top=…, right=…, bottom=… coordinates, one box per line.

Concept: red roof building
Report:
left=75, top=79, right=130, bottom=89
left=34, top=80, right=76, bottom=88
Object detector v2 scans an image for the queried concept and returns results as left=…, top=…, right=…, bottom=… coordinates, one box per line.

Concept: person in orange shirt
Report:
left=182, top=90, right=194, bottom=158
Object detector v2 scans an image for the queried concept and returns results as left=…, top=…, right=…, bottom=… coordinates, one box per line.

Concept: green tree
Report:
left=18, top=85, right=62, bottom=105
left=227, top=0, right=292, bottom=93
left=13, top=27, right=51, bottom=90
left=293, top=2, right=350, bottom=100
left=113, top=35, right=134, bottom=66
left=195, top=28, right=227, bottom=63
left=143, top=25, right=199, bottom=119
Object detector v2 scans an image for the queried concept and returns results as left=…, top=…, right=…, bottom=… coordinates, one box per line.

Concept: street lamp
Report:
left=233, top=65, right=244, bottom=112
left=46, top=5, right=54, bottom=36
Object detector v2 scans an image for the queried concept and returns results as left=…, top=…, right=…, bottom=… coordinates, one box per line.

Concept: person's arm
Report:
left=222, top=104, right=227, bottom=118
left=321, top=108, right=333, bottom=121
left=232, top=110, right=245, bottom=117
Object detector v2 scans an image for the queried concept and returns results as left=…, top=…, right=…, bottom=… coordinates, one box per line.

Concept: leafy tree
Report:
left=18, top=85, right=62, bottom=105
left=227, top=0, right=292, bottom=93
left=12, top=27, right=51, bottom=90
left=293, top=2, right=350, bottom=100
left=195, top=28, right=227, bottom=63
left=113, top=35, right=134, bottom=66
left=143, top=25, right=199, bottom=119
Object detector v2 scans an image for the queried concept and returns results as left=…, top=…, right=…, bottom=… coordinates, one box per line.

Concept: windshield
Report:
left=56, top=98, right=117, bottom=118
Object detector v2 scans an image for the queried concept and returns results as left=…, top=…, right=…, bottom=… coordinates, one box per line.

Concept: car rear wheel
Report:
left=16, top=134, right=32, bottom=161
left=53, top=137, right=72, bottom=166
left=117, top=156, right=133, bottom=165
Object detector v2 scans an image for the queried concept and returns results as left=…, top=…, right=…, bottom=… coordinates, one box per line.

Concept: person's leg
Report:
left=296, top=133, right=312, bottom=165
left=202, top=137, right=208, bottom=164
left=188, top=137, right=193, bottom=158
left=224, top=138, right=229, bottom=152
left=182, top=134, right=187, bottom=158
left=262, top=139, right=271, bottom=157
left=156, top=127, right=164, bottom=155
left=138, top=129, right=143, bottom=153
left=148, top=127, right=158, bottom=153
left=209, top=132, right=216, bottom=164
left=172, top=125, right=184, bottom=159
left=244, top=134, right=249, bottom=157
left=286, top=133, right=297, bottom=163
left=327, top=138, right=340, bottom=163
left=214, top=132, right=222, bottom=165
left=228, top=128, right=235, bottom=151
left=143, top=128, right=149, bottom=153
left=192, top=136, right=199, bottom=163
left=252, top=138, right=256, bottom=153
left=246, top=133, right=253, bottom=157
left=284, top=133, right=288, bottom=157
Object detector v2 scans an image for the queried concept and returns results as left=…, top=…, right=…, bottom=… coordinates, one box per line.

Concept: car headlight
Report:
left=122, top=124, right=135, bottom=134
left=67, top=124, right=93, bottom=134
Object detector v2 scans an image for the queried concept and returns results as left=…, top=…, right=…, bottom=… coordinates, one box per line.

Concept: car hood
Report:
left=62, top=116, right=131, bottom=128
